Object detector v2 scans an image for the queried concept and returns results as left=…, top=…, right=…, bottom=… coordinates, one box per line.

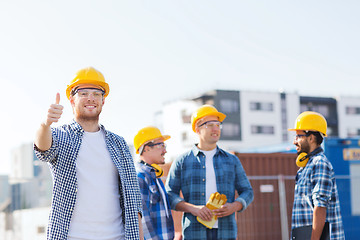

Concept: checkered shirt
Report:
left=165, top=145, right=254, bottom=240
left=136, top=162, right=175, bottom=240
left=292, top=148, right=345, bottom=240
left=34, top=120, right=142, bottom=240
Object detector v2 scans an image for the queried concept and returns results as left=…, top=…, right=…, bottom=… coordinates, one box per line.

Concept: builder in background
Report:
left=289, top=111, right=345, bottom=240
left=165, top=105, right=253, bottom=240
left=134, top=126, right=175, bottom=240
left=34, top=67, right=143, bottom=240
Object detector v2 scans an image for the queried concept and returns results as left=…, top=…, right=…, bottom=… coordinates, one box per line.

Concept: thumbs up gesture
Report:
left=45, top=93, right=63, bottom=127
left=197, top=192, right=227, bottom=229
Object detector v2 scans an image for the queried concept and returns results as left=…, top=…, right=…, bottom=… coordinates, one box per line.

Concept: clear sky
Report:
left=0, top=1, right=359, bottom=174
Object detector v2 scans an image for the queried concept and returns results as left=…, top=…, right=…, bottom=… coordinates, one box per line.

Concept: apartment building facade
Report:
left=160, top=89, right=360, bottom=163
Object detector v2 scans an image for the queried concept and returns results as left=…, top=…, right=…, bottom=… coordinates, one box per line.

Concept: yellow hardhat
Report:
left=66, top=67, right=110, bottom=99
left=288, top=111, right=327, bottom=137
left=191, top=105, right=226, bottom=132
left=134, top=126, right=171, bottom=154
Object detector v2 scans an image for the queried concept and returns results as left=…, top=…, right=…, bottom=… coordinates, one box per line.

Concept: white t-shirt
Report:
left=68, top=129, right=124, bottom=240
left=202, top=148, right=218, bottom=228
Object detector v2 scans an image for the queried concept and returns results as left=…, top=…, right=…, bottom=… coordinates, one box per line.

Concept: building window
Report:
left=346, top=106, right=360, bottom=115
left=300, top=104, right=330, bottom=118
left=251, top=125, right=274, bottom=134
left=222, top=123, right=240, bottom=137
left=250, top=102, right=273, bottom=111
left=220, top=99, right=239, bottom=113
left=347, top=128, right=360, bottom=137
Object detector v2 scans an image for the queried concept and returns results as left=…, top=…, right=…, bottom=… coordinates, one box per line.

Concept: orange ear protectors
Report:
left=296, top=152, right=309, bottom=168
left=295, top=148, right=323, bottom=168
left=140, top=161, right=164, bottom=178
left=151, top=164, right=164, bottom=178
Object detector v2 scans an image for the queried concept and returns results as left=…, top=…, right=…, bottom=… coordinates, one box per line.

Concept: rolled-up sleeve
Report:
left=234, top=156, right=254, bottom=212
left=311, top=160, right=333, bottom=208
left=33, top=128, right=58, bottom=164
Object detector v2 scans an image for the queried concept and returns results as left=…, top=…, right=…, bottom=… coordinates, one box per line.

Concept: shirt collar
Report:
left=68, top=120, right=109, bottom=137
left=191, top=144, right=222, bottom=156
left=69, top=120, right=83, bottom=133
left=136, top=161, right=156, bottom=175
left=306, top=147, right=324, bottom=166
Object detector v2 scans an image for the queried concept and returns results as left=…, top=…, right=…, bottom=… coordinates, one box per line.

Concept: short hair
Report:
left=306, top=131, right=323, bottom=145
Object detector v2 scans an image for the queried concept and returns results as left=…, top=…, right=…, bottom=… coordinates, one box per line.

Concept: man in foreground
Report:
left=165, top=105, right=253, bottom=240
left=34, top=67, right=143, bottom=239
left=288, top=111, right=344, bottom=240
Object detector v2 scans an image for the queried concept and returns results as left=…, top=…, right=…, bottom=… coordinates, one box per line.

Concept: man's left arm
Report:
left=138, top=213, right=144, bottom=240
left=214, top=156, right=254, bottom=218
left=233, top=156, right=254, bottom=212
left=311, top=157, right=333, bottom=240
left=311, top=206, right=326, bottom=240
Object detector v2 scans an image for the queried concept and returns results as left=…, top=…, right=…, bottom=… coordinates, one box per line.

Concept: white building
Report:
left=0, top=176, right=9, bottom=206
left=337, top=96, right=360, bottom=138
left=159, top=89, right=360, bottom=162
left=161, top=100, right=199, bottom=162
left=10, top=144, right=35, bottom=182
left=0, top=207, right=49, bottom=240
left=9, top=143, right=52, bottom=210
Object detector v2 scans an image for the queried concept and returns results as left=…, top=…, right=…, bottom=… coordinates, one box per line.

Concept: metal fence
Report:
left=236, top=175, right=360, bottom=240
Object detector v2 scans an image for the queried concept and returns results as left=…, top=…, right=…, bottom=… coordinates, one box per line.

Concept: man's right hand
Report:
left=192, top=205, right=213, bottom=221
left=35, top=93, right=64, bottom=151
left=45, top=93, right=63, bottom=127
left=174, top=201, right=213, bottom=221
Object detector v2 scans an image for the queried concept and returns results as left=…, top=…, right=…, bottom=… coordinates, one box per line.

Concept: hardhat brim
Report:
left=135, top=135, right=171, bottom=154
left=287, top=128, right=327, bottom=137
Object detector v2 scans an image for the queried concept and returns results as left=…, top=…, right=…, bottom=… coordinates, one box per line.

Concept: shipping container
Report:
left=324, top=138, right=360, bottom=239
left=235, top=152, right=297, bottom=240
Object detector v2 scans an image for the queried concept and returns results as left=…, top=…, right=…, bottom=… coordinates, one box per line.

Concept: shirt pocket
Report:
left=222, top=161, right=235, bottom=184
left=149, top=185, right=161, bottom=204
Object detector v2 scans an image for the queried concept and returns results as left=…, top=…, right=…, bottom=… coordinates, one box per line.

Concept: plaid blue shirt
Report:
left=292, top=148, right=345, bottom=240
left=165, top=145, right=253, bottom=240
left=34, top=120, right=142, bottom=240
left=136, top=162, right=175, bottom=240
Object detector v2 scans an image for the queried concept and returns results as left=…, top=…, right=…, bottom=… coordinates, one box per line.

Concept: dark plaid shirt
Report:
left=165, top=145, right=253, bottom=240
left=34, top=120, right=142, bottom=240
left=292, top=148, right=345, bottom=240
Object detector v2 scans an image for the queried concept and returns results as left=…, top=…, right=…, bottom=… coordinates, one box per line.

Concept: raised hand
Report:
left=45, top=93, right=64, bottom=127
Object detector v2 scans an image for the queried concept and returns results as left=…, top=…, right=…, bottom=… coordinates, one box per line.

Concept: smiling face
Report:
left=141, top=138, right=167, bottom=165
left=196, top=115, right=221, bottom=150
left=69, top=84, right=105, bottom=123
left=293, top=130, right=311, bottom=155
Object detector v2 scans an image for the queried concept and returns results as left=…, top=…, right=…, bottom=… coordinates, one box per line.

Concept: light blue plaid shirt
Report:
left=136, top=162, right=175, bottom=240
left=165, top=145, right=254, bottom=240
left=34, top=120, right=142, bottom=240
left=292, top=148, right=345, bottom=240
